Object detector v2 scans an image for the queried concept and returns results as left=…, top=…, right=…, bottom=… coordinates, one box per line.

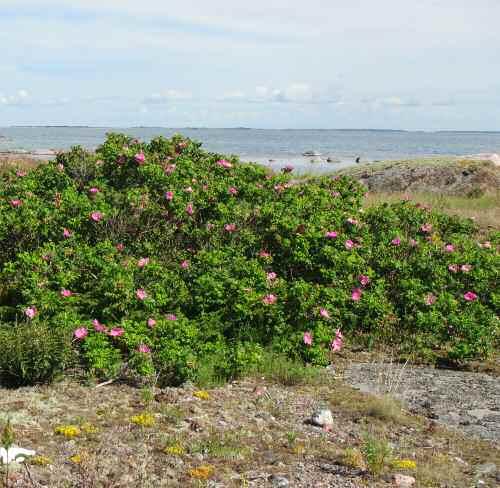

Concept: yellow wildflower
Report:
left=193, top=390, right=210, bottom=400
left=188, top=464, right=214, bottom=480
left=54, top=425, right=81, bottom=438
left=69, top=454, right=82, bottom=464
left=81, top=422, right=99, bottom=434
left=30, top=455, right=52, bottom=466
left=392, top=459, right=417, bottom=470
left=164, top=444, right=185, bottom=456
left=130, top=412, right=155, bottom=427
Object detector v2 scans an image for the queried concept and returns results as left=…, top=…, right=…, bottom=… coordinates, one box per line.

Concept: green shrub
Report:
left=0, top=133, right=498, bottom=386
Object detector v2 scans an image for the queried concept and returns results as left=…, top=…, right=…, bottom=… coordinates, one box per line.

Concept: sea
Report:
left=1, top=127, right=500, bottom=174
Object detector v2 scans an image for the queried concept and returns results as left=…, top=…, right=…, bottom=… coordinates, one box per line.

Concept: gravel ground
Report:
left=343, top=362, right=500, bottom=442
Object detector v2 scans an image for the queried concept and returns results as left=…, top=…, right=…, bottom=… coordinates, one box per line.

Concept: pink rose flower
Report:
left=463, top=291, right=478, bottom=302
left=391, top=237, right=401, bottom=246
left=359, top=275, right=370, bottom=286
left=444, top=244, right=455, bottom=253
left=228, top=186, right=238, bottom=195
left=186, top=203, right=194, bottom=215
left=180, top=260, right=190, bottom=269
left=89, top=187, right=99, bottom=195
left=137, top=257, right=149, bottom=268
left=460, top=264, right=472, bottom=272
left=224, top=223, right=237, bottom=232
left=108, top=327, right=125, bottom=337
left=262, top=294, right=277, bottom=305
left=92, top=319, right=107, bottom=332
left=24, top=306, right=37, bottom=319
left=217, top=159, right=233, bottom=169
left=134, top=152, right=146, bottom=164
left=10, top=199, right=22, bottom=208
left=345, top=240, right=354, bottom=250
left=425, top=293, right=437, bottom=306
left=147, top=318, right=156, bottom=328
left=267, top=272, right=277, bottom=281
left=325, top=231, right=338, bottom=239
left=90, top=211, right=103, bottom=222
left=448, top=264, right=459, bottom=273
left=137, top=344, right=151, bottom=354
left=74, top=327, right=88, bottom=340
left=60, top=288, right=73, bottom=298
left=165, top=191, right=174, bottom=201
left=259, top=250, right=271, bottom=258
left=319, top=307, right=330, bottom=319
left=136, top=289, right=147, bottom=300
left=303, top=331, right=313, bottom=346
left=420, top=223, right=433, bottom=233
left=63, top=228, right=72, bottom=238
left=330, top=329, right=343, bottom=352
left=165, top=314, right=177, bottom=321
left=351, top=288, right=362, bottom=301
left=116, top=243, right=124, bottom=252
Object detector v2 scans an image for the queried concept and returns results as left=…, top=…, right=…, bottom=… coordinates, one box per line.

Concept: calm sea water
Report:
left=1, top=127, right=500, bottom=174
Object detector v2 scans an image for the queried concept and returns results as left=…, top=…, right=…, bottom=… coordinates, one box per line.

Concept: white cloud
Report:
left=142, top=90, right=193, bottom=105
left=0, top=90, right=30, bottom=106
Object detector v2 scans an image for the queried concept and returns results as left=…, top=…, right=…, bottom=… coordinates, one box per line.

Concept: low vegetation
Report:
left=0, top=133, right=498, bottom=387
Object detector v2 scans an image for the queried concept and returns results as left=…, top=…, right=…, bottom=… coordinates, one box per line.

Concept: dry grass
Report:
left=364, top=191, right=500, bottom=231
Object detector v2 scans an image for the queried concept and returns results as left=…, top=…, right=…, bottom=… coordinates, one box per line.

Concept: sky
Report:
left=1, top=0, right=499, bottom=130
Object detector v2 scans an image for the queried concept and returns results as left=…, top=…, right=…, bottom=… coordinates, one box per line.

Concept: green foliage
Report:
left=0, top=133, right=498, bottom=386
left=362, top=433, right=393, bottom=476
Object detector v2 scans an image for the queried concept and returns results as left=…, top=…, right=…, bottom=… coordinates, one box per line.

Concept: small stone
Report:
left=311, top=408, right=334, bottom=428
left=269, top=475, right=289, bottom=487
left=474, top=463, right=497, bottom=477
left=392, top=473, right=416, bottom=487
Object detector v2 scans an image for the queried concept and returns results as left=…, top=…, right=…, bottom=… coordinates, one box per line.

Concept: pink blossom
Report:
left=224, top=223, right=237, bottom=232
left=391, top=237, right=401, bottom=246
left=425, top=293, right=437, bottom=306
left=165, top=314, right=177, bottom=321
left=108, top=327, right=125, bottom=337
left=351, top=288, right=362, bottom=301
left=345, top=240, right=354, bottom=250
left=89, top=187, right=99, bottom=195
left=92, top=319, right=106, bottom=332
left=262, top=294, right=277, bottom=305
left=331, top=191, right=341, bottom=197
left=16, top=170, right=27, bottom=177
left=63, top=228, right=72, bottom=238
left=165, top=163, right=176, bottom=174
left=184, top=186, right=194, bottom=193
left=460, top=264, right=472, bottom=273
left=24, top=306, right=37, bottom=319
left=448, top=264, right=459, bottom=273
left=259, top=250, right=271, bottom=258
left=137, top=257, right=149, bottom=268
left=134, top=152, right=146, bottom=164
left=463, top=291, right=478, bottom=302
left=228, top=186, right=238, bottom=195
left=319, top=307, right=330, bottom=319
left=325, top=231, right=338, bottom=239
left=165, top=191, right=174, bottom=201
left=420, top=223, right=433, bottom=233
left=359, top=275, right=370, bottom=286
left=217, top=159, right=233, bottom=169
left=206, top=223, right=214, bottom=230
left=409, top=239, right=418, bottom=247
left=330, top=329, right=343, bottom=352
left=116, top=243, right=124, bottom=252
left=136, top=288, right=147, bottom=300
left=444, top=244, right=455, bottom=253
left=60, top=288, right=73, bottom=298
left=346, top=218, right=359, bottom=225
left=147, top=318, right=157, bottom=328
left=180, top=260, right=190, bottom=269
left=74, top=327, right=88, bottom=340
left=90, top=211, right=103, bottom=222
left=10, top=199, right=22, bottom=207
left=137, top=344, right=151, bottom=354
left=186, top=203, right=194, bottom=215
left=267, top=272, right=277, bottom=281
left=303, top=331, right=313, bottom=346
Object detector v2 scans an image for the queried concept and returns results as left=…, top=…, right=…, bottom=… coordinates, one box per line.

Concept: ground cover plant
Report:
left=0, top=133, right=498, bottom=386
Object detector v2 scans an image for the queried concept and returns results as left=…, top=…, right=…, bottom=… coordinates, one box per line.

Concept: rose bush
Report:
left=0, top=133, right=498, bottom=386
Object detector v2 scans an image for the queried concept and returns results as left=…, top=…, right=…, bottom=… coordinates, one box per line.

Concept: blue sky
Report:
left=1, top=0, right=499, bottom=129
